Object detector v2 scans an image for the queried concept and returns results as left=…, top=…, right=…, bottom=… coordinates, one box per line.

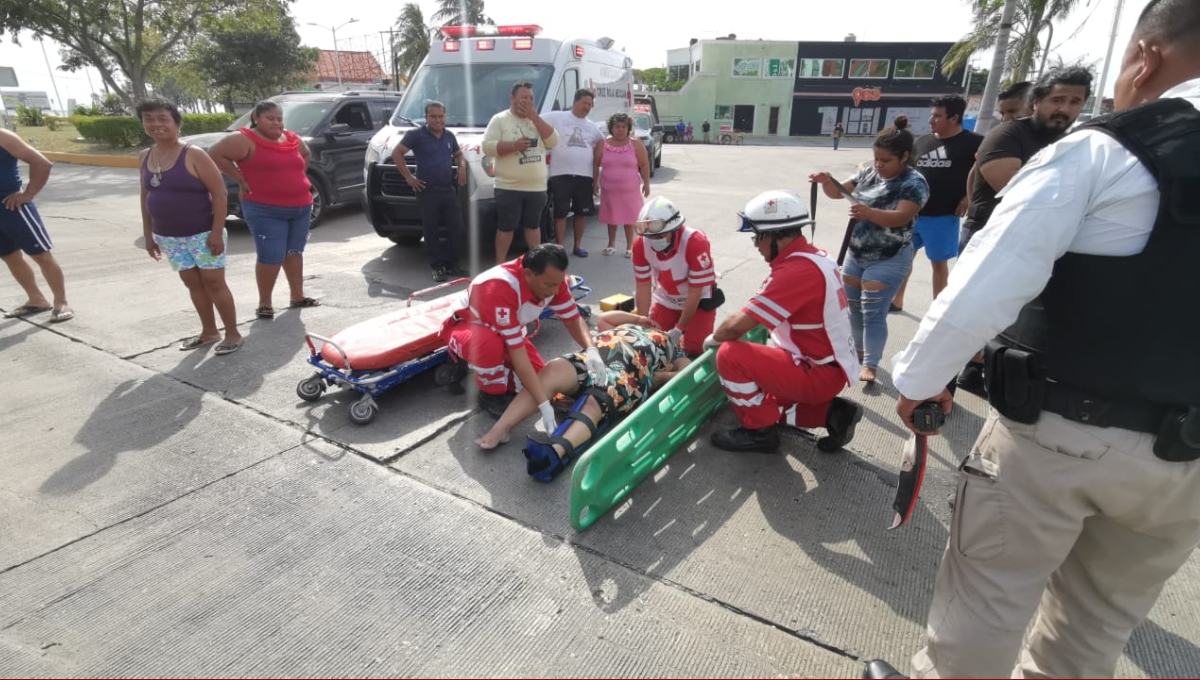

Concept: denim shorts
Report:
left=912, top=215, right=962, bottom=262
left=241, top=200, right=312, bottom=265
left=153, top=231, right=226, bottom=271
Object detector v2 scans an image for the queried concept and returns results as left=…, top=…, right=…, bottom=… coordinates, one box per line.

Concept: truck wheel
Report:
left=664, top=132, right=675, bottom=144
left=308, top=176, right=328, bottom=228
left=654, top=148, right=662, bottom=169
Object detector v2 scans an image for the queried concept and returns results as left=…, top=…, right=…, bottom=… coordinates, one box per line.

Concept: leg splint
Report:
left=524, top=388, right=614, bottom=483
left=568, top=326, right=769, bottom=530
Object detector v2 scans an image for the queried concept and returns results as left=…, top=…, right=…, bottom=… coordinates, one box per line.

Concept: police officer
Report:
left=705, top=190, right=863, bottom=454
left=866, top=1, right=1200, bottom=676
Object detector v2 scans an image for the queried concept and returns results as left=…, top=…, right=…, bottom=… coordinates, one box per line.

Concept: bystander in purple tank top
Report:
left=141, top=144, right=216, bottom=237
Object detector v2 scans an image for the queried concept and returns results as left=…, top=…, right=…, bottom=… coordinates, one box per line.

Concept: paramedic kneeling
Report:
left=445, top=244, right=605, bottom=423
left=874, top=2, right=1200, bottom=676
left=477, top=311, right=691, bottom=480
left=705, top=190, right=864, bottom=455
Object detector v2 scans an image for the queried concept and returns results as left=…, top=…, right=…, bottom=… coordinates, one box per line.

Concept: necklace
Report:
left=148, top=144, right=181, bottom=188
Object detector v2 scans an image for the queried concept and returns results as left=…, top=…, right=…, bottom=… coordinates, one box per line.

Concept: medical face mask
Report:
left=648, top=236, right=672, bottom=252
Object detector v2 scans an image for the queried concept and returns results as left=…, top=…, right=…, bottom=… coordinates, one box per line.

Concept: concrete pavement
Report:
left=1, top=146, right=1197, bottom=677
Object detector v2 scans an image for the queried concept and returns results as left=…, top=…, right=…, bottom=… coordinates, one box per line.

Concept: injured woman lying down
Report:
left=475, top=311, right=692, bottom=481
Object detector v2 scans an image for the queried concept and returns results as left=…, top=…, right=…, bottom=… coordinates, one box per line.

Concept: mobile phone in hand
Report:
left=526, top=137, right=539, bottom=148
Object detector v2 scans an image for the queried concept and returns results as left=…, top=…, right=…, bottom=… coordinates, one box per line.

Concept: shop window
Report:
left=799, top=59, right=844, bottom=78
left=714, top=104, right=733, bottom=121
left=894, top=59, right=937, bottom=79
left=732, top=58, right=761, bottom=78
left=849, top=59, right=889, bottom=79
left=764, top=58, right=794, bottom=78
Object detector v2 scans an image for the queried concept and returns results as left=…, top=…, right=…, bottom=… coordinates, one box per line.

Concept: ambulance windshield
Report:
left=393, top=63, right=556, bottom=128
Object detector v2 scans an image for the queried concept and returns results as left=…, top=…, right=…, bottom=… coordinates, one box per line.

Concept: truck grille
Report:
left=379, top=164, right=417, bottom=198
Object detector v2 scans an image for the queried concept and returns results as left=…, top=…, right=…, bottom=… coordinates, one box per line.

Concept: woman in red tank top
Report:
left=210, top=101, right=319, bottom=319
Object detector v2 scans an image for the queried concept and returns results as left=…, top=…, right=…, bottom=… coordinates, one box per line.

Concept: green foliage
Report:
left=633, top=68, right=686, bottom=93
left=71, top=113, right=234, bottom=147
left=392, top=3, right=432, bottom=84
left=16, top=105, right=44, bottom=127
left=44, top=115, right=70, bottom=131
left=944, top=0, right=1083, bottom=80
left=100, top=93, right=128, bottom=116
left=1, top=0, right=245, bottom=109
left=188, top=1, right=319, bottom=112
left=73, top=104, right=102, bottom=117
left=431, top=0, right=492, bottom=32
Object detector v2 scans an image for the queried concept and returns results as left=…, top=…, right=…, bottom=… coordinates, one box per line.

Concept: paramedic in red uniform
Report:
left=446, top=243, right=606, bottom=425
left=705, top=190, right=865, bottom=454
left=631, top=196, right=718, bottom=357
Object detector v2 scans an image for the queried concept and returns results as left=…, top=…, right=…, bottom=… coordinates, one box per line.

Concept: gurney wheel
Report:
left=296, top=375, right=325, bottom=402
left=434, top=359, right=468, bottom=387
left=348, top=397, right=379, bottom=425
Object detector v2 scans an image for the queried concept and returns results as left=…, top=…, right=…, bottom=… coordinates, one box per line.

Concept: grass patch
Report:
left=15, top=124, right=142, bottom=156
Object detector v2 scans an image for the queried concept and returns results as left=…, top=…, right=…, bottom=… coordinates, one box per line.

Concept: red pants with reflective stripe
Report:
left=715, top=340, right=846, bottom=430
left=650, top=304, right=716, bottom=357
left=447, top=324, right=545, bottom=395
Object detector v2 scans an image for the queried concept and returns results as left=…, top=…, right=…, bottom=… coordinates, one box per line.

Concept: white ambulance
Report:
left=362, top=24, right=634, bottom=245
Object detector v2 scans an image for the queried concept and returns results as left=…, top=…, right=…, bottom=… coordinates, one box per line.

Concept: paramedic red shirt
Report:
left=463, top=256, right=580, bottom=349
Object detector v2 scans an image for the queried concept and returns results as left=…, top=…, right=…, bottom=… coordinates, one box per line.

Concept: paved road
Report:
left=1, top=146, right=1197, bottom=677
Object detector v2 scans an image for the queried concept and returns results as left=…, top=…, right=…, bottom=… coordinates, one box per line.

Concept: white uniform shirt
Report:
left=893, top=78, right=1200, bottom=400
left=543, top=111, right=604, bottom=178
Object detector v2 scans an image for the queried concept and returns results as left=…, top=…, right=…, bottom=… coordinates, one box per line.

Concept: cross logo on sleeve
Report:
left=697, top=252, right=711, bottom=269
left=496, top=307, right=511, bottom=326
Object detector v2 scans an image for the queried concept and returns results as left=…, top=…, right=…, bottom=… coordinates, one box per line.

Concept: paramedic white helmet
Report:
left=737, top=190, right=814, bottom=234
left=635, top=196, right=685, bottom=236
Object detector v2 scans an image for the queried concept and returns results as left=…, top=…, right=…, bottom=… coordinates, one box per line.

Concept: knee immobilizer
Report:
left=524, top=387, right=615, bottom=482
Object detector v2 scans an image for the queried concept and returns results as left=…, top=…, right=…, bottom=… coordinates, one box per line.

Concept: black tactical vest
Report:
left=996, top=97, right=1200, bottom=408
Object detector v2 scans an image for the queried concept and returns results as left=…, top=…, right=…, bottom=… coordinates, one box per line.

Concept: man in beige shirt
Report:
left=482, top=82, right=559, bottom=265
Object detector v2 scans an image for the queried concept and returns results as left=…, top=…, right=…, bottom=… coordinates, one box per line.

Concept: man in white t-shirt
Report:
left=483, top=82, right=559, bottom=265
left=543, top=90, right=605, bottom=258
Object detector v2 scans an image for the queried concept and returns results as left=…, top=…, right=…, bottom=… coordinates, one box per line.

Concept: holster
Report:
left=698, top=285, right=725, bottom=312
left=984, top=339, right=1047, bottom=424
left=1154, top=406, right=1200, bottom=462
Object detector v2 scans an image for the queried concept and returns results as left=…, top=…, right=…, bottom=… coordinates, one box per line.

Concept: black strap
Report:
left=1040, top=381, right=1168, bottom=434
left=564, top=410, right=598, bottom=437
left=836, top=218, right=855, bottom=266
left=809, top=181, right=818, bottom=241
left=549, top=435, right=577, bottom=462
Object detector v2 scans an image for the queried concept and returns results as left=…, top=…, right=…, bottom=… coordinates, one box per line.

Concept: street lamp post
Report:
left=307, top=19, right=359, bottom=91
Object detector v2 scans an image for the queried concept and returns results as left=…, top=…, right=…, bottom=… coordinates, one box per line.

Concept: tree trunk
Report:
left=975, top=0, right=1018, bottom=135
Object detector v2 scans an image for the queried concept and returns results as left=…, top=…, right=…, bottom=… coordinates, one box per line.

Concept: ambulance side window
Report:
left=553, top=70, right=579, bottom=111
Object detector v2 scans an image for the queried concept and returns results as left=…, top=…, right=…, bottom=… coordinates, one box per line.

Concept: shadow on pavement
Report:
left=40, top=348, right=209, bottom=496
left=1127, top=617, right=1200, bottom=678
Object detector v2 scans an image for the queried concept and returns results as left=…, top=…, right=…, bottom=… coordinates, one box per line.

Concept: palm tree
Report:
left=431, top=0, right=494, bottom=31
left=392, top=3, right=432, bottom=85
left=943, top=0, right=1084, bottom=83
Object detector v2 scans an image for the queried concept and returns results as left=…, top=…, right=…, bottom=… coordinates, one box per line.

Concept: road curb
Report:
left=44, top=151, right=140, bottom=169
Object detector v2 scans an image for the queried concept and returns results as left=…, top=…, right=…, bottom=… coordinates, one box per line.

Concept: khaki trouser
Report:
left=913, top=409, right=1200, bottom=678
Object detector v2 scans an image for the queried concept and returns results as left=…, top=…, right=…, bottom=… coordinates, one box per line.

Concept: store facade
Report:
left=653, top=38, right=966, bottom=138
left=789, top=41, right=964, bottom=137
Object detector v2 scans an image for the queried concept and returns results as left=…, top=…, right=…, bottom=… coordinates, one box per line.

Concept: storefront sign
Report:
left=851, top=87, right=882, bottom=107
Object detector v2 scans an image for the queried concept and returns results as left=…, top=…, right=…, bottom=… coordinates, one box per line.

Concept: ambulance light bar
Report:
left=440, top=24, right=543, bottom=39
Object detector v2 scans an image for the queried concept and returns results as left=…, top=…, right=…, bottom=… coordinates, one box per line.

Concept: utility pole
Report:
left=974, top=0, right=1018, bottom=135
left=1091, top=0, right=1126, bottom=117
left=38, top=37, right=65, bottom=116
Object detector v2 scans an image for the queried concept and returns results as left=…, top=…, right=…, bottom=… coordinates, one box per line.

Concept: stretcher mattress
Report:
left=321, top=291, right=467, bottom=371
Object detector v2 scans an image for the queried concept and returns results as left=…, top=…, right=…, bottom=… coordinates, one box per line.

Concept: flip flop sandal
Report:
left=255, top=306, right=275, bottom=319
left=624, top=249, right=633, bottom=258
left=572, top=248, right=589, bottom=257
left=602, top=247, right=615, bottom=256
left=179, top=336, right=217, bottom=351
left=50, top=307, right=75, bottom=323
left=4, top=304, right=52, bottom=318
left=289, top=297, right=321, bottom=308
left=213, top=340, right=242, bottom=356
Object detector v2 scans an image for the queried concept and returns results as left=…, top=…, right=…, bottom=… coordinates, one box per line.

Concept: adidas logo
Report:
left=916, top=146, right=954, bottom=168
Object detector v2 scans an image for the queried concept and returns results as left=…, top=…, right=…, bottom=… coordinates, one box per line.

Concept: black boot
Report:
left=711, top=426, right=780, bottom=454
left=477, top=391, right=516, bottom=420
left=862, top=659, right=907, bottom=679
left=817, top=397, right=863, bottom=453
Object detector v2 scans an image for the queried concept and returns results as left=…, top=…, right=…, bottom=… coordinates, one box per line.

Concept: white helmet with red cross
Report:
left=738, top=190, right=814, bottom=234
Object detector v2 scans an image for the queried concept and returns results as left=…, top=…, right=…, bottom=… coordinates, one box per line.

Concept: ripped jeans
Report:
left=842, top=244, right=913, bottom=369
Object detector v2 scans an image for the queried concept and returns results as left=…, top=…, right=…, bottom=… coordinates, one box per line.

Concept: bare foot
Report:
left=859, top=366, right=877, bottom=383
left=476, top=430, right=511, bottom=451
